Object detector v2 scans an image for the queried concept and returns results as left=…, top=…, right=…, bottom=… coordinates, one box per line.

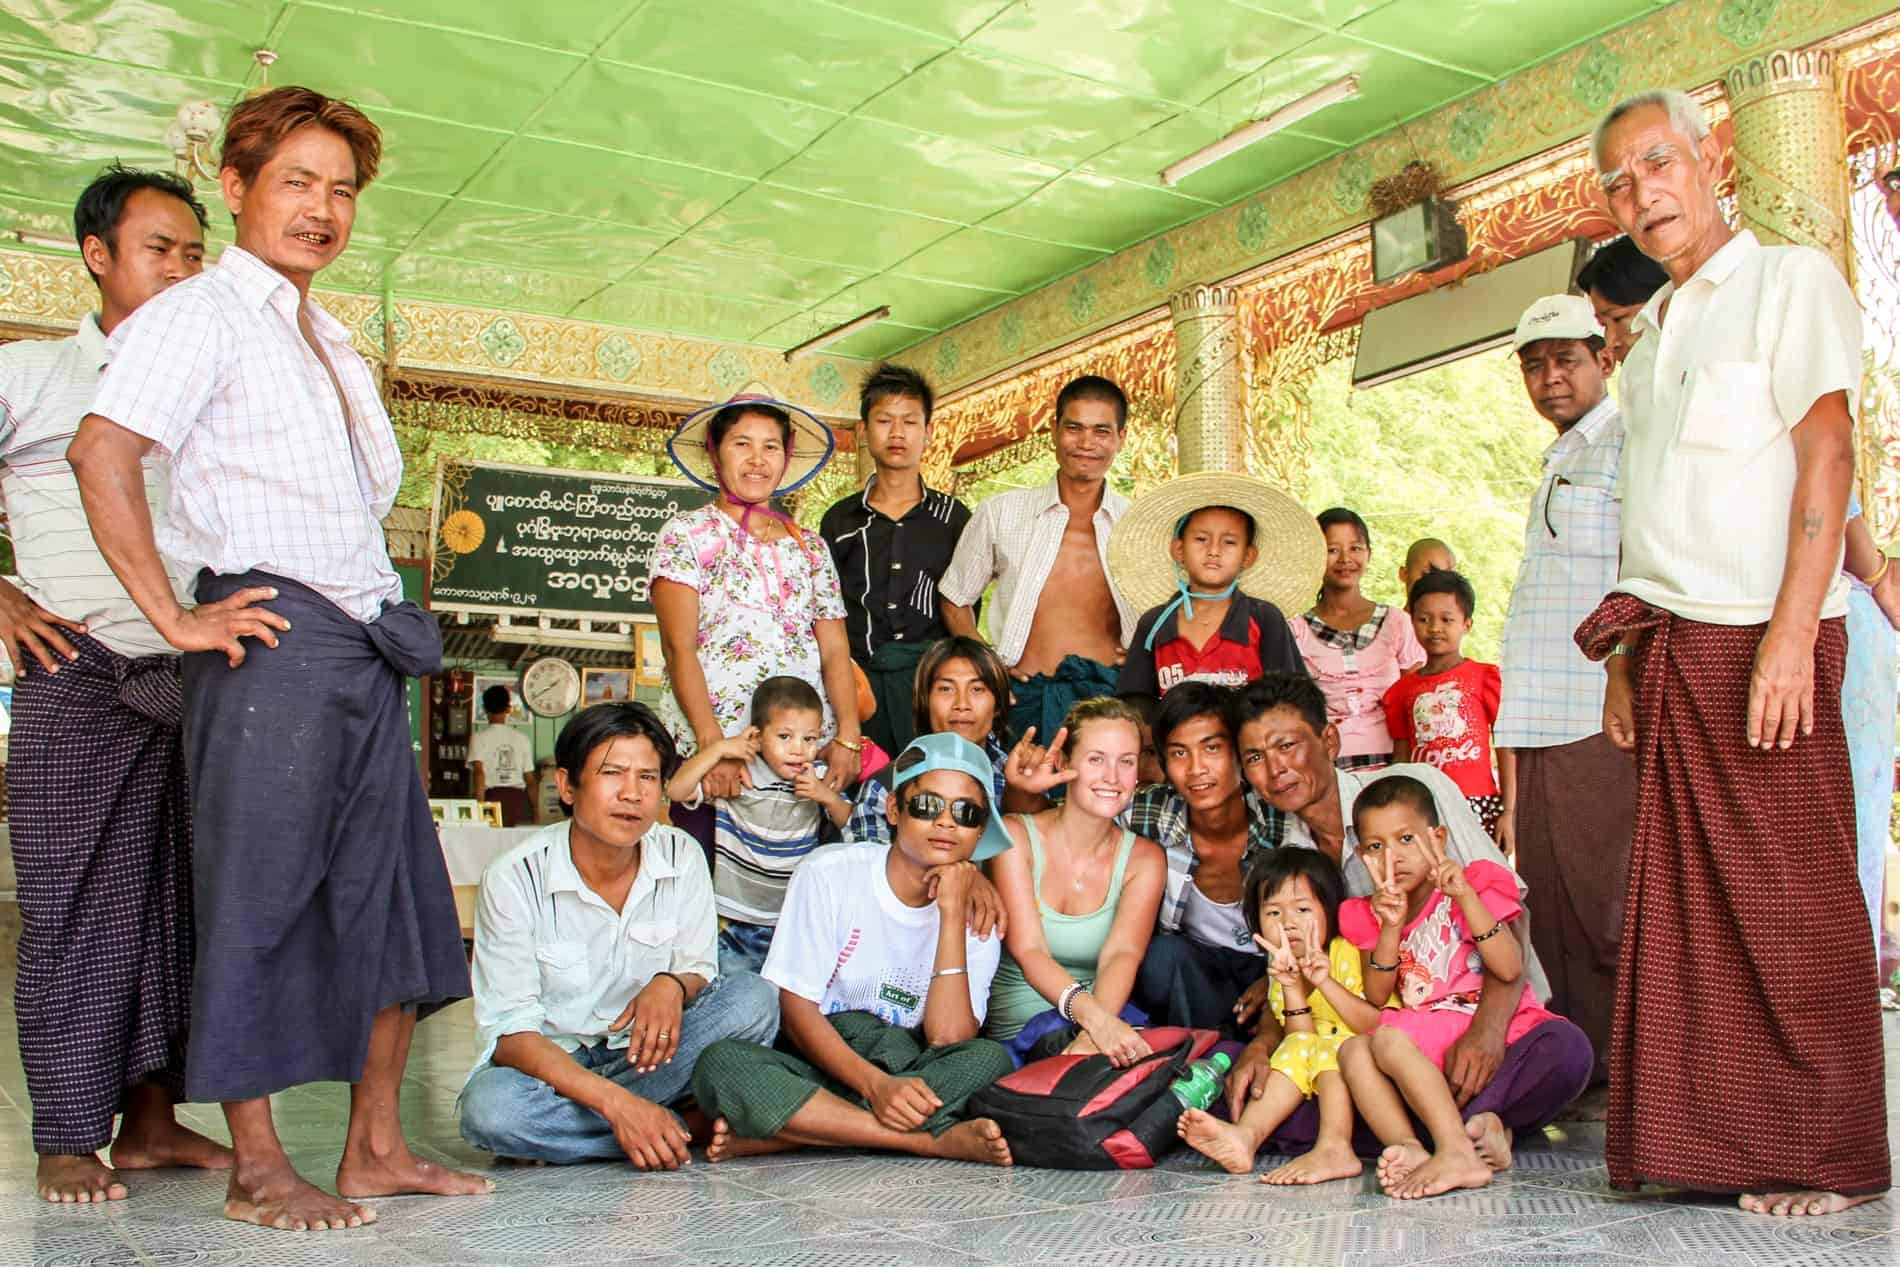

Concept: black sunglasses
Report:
left=900, top=791, right=986, bottom=828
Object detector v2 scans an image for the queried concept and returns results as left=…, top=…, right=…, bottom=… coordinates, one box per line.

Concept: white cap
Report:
left=1512, top=294, right=1604, bottom=352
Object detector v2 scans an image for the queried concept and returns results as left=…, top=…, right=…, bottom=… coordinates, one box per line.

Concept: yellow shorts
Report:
left=1270, top=1031, right=1348, bottom=1098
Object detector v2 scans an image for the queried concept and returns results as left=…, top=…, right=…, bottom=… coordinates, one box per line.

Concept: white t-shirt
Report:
left=468, top=723, right=531, bottom=789
left=1617, top=231, right=1859, bottom=625
left=762, top=842, right=1003, bottom=1030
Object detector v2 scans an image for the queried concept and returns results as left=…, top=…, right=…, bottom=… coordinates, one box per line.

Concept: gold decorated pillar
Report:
left=1168, top=284, right=1246, bottom=474
left=1724, top=49, right=1850, bottom=274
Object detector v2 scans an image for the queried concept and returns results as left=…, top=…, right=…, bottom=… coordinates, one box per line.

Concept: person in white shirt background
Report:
left=1, top=164, right=235, bottom=1206
left=458, top=702, right=779, bottom=1170
left=467, top=684, right=533, bottom=826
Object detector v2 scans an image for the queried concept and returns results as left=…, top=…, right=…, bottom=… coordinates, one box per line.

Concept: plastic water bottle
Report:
left=1168, top=1051, right=1233, bottom=1110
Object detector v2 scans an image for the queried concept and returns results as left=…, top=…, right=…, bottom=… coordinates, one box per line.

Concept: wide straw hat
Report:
left=667, top=391, right=836, bottom=497
left=1108, top=470, right=1326, bottom=618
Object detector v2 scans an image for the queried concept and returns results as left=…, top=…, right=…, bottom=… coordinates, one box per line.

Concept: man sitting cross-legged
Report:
left=693, top=732, right=1016, bottom=1165
left=458, top=702, right=780, bottom=1169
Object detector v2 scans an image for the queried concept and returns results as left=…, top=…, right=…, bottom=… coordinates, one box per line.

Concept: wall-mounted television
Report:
left=1371, top=197, right=1469, bottom=283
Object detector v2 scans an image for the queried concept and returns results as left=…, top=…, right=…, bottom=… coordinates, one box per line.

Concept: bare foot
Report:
left=929, top=1118, right=1013, bottom=1167
left=1391, top=1146, right=1493, bottom=1200
left=706, top=1119, right=802, bottom=1163
left=1263, top=1140, right=1363, bottom=1186
left=1465, top=1113, right=1512, bottom=1173
left=1376, top=1140, right=1429, bottom=1194
left=37, top=1154, right=127, bottom=1204
left=1175, top=1108, right=1262, bottom=1175
left=335, top=1143, right=494, bottom=1199
left=225, top=1159, right=374, bottom=1232
left=111, top=1118, right=234, bottom=1173
left=1739, top=1190, right=1882, bottom=1217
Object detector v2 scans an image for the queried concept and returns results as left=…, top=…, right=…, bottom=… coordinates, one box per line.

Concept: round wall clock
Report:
left=520, top=656, right=581, bottom=718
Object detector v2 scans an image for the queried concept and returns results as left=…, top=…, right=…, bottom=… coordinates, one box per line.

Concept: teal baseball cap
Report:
left=890, top=732, right=1014, bottom=862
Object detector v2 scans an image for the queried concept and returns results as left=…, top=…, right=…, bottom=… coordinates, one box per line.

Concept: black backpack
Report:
left=966, top=1027, right=1219, bottom=1170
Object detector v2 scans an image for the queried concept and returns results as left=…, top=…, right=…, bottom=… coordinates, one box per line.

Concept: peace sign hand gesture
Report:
left=1420, top=831, right=1468, bottom=900
left=1004, top=726, right=1076, bottom=797
left=1296, top=915, right=1332, bottom=988
left=1367, top=851, right=1407, bottom=930
left=1252, top=923, right=1303, bottom=989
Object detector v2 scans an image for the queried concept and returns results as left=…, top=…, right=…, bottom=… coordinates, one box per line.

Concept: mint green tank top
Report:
left=983, top=815, right=1139, bottom=1040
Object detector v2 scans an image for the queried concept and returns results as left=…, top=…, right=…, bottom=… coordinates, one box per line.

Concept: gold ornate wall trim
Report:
left=0, top=247, right=868, bottom=416
left=904, top=0, right=1896, bottom=395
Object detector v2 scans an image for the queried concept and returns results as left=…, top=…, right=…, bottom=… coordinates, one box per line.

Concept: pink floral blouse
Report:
left=648, top=504, right=846, bottom=754
left=1290, top=604, right=1426, bottom=767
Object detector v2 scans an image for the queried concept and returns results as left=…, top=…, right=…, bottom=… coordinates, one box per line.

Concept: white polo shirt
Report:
left=1616, top=231, right=1860, bottom=625
left=467, top=821, right=718, bottom=1075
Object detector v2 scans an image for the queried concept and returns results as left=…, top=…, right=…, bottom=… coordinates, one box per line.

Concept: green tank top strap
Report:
left=1019, top=814, right=1048, bottom=894
left=1103, top=827, right=1138, bottom=907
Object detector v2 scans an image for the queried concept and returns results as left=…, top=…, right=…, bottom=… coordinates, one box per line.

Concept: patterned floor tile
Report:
left=1773, top=1232, right=1897, bottom=1266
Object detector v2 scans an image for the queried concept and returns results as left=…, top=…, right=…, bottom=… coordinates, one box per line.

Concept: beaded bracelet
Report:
left=1282, top=1006, right=1313, bottom=1018
left=1368, top=956, right=1399, bottom=972
left=1472, top=922, right=1507, bottom=943
left=1057, top=982, right=1083, bottom=1022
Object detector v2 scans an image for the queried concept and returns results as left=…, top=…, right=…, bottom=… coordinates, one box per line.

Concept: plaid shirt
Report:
left=89, top=246, right=403, bottom=623
left=1493, top=397, right=1625, bottom=748
left=1120, top=783, right=1283, bottom=934
left=845, top=736, right=1010, bottom=846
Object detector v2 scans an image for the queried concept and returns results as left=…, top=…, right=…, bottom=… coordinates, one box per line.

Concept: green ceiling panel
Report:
left=1200, top=38, right=1485, bottom=148
left=0, top=0, right=1696, bottom=356
left=831, top=273, right=1016, bottom=330
left=371, top=112, right=510, bottom=194
left=969, top=0, right=1320, bottom=105
left=1343, top=0, right=1658, bottom=79
left=534, top=61, right=839, bottom=179
left=600, top=0, right=951, bottom=113
left=622, top=243, right=863, bottom=309
left=862, top=49, right=1180, bottom=170
left=689, top=185, right=957, bottom=273
left=271, top=6, right=582, bottom=133
left=345, top=184, right=450, bottom=251
left=0, top=0, right=271, bottom=83
left=458, top=137, right=750, bottom=235
left=395, top=252, right=607, bottom=315
left=297, top=0, right=640, bottom=54
left=406, top=202, right=668, bottom=277
left=983, top=170, right=1214, bottom=253
left=755, top=314, right=936, bottom=364
left=1083, top=114, right=1340, bottom=204
left=569, top=281, right=806, bottom=342
left=825, top=0, right=1018, bottom=44
left=898, top=229, right=1105, bottom=294
left=769, top=119, right=1065, bottom=226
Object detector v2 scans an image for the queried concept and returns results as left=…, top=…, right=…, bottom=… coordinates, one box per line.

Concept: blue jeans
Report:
left=458, top=971, right=779, bottom=1164
left=718, top=921, right=776, bottom=976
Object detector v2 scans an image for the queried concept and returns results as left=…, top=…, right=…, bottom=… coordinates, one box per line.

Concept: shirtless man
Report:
left=939, top=375, right=1134, bottom=741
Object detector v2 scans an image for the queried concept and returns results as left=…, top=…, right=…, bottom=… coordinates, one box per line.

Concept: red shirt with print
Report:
left=1382, top=659, right=1501, bottom=798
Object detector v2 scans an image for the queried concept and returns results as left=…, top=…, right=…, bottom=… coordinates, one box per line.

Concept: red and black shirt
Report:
left=1116, top=590, right=1303, bottom=696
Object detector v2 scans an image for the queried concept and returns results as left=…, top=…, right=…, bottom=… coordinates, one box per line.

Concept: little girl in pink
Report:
left=1336, top=774, right=1558, bottom=1201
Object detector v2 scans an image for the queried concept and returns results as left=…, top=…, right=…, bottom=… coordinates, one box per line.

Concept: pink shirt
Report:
left=1291, top=605, right=1426, bottom=763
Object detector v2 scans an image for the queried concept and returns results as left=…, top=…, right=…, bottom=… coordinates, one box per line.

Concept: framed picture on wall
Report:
left=634, top=623, right=664, bottom=686
left=582, top=667, right=634, bottom=705
left=470, top=673, right=529, bottom=729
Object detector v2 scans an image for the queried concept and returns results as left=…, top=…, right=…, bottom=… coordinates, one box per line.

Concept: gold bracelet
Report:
left=830, top=736, right=864, bottom=753
left=1867, top=556, right=1892, bottom=587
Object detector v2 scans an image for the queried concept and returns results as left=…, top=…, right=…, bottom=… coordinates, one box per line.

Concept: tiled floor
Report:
left=1, top=937, right=1897, bottom=1267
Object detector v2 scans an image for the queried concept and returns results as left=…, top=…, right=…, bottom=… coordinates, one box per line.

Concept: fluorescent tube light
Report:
left=1160, top=74, right=1360, bottom=187
left=783, top=306, right=890, bottom=362
left=12, top=229, right=81, bottom=254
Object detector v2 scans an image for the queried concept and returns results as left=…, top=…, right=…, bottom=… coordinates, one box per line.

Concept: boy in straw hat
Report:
left=1111, top=471, right=1321, bottom=698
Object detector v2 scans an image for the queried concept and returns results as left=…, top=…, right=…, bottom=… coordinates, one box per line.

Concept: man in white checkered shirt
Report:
left=1493, top=293, right=1635, bottom=1089
left=69, top=87, right=485, bottom=1233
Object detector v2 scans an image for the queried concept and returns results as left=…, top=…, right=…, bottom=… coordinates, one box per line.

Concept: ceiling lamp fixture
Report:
left=12, top=229, right=81, bottom=254
left=167, top=99, right=223, bottom=185
left=782, top=305, right=890, bottom=363
left=1160, top=74, right=1360, bottom=188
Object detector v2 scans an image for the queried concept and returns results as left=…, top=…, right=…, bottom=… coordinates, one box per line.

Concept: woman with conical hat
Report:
left=648, top=393, right=862, bottom=906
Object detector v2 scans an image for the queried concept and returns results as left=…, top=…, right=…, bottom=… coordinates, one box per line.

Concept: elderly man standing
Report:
left=3, top=165, right=235, bottom=1205
left=1494, top=294, right=1633, bottom=1091
left=939, top=375, right=1135, bottom=741
left=70, top=87, right=486, bottom=1231
left=1582, top=89, right=1888, bottom=1215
